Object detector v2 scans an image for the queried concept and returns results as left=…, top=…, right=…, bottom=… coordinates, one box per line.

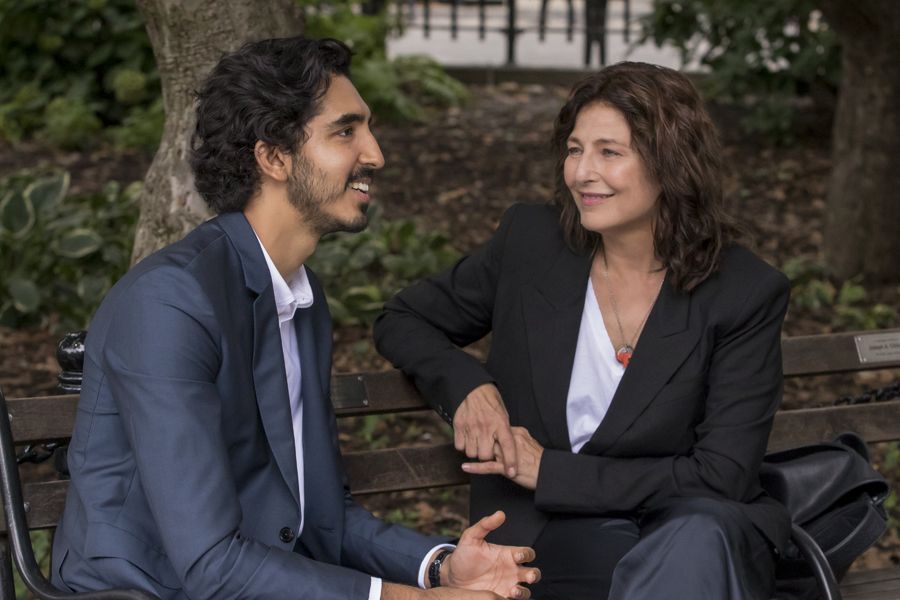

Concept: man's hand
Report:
left=441, top=511, right=539, bottom=599
left=461, top=427, right=544, bottom=490
left=454, top=384, right=517, bottom=477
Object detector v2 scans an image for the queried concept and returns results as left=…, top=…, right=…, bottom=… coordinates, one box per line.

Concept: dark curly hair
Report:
left=552, top=62, right=740, bottom=292
left=191, top=37, right=352, bottom=213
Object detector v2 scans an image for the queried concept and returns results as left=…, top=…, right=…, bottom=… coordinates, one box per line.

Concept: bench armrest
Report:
left=0, top=389, right=159, bottom=600
left=789, top=522, right=842, bottom=600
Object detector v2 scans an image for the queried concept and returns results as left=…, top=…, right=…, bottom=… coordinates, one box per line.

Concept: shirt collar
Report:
left=253, top=233, right=314, bottom=324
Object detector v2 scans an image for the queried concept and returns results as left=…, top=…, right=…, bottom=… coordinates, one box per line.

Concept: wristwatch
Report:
left=428, top=549, right=454, bottom=588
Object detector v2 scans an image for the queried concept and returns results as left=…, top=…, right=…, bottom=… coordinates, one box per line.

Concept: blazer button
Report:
left=279, top=527, right=295, bottom=543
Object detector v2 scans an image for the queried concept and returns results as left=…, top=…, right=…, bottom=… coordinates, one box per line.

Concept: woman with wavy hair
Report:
left=375, top=62, right=789, bottom=599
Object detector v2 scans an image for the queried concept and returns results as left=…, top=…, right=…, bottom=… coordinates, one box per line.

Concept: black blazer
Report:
left=374, top=203, right=791, bottom=551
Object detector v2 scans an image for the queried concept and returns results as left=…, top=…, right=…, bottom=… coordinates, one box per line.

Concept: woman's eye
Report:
left=567, top=147, right=581, bottom=156
left=602, top=148, right=620, bottom=157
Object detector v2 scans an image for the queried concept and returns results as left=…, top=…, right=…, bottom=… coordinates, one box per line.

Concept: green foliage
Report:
left=354, top=55, right=469, bottom=122
left=14, top=530, right=51, bottom=599
left=783, top=258, right=897, bottom=330
left=0, top=0, right=160, bottom=149
left=0, top=169, right=139, bottom=331
left=307, top=207, right=460, bottom=326
left=303, top=1, right=393, bottom=61
left=40, top=97, right=103, bottom=150
left=301, top=0, right=468, bottom=122
left=107, top=98, right=165, bottom=151
left=640, top=0, right=840, bottom=143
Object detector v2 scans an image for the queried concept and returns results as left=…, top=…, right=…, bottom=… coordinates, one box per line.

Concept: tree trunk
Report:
left=820, top=0, right=900, bottom=283
left=132, top=0, right=305, bottom=264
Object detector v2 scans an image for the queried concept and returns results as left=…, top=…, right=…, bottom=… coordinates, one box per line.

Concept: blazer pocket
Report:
left=85, top=522, right=182, bottom=590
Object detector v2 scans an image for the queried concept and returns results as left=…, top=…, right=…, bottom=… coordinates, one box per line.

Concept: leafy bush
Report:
left=39, top=97, right=103, bottom=150
left=639, top=0, right=840, bottom=143
left=107, top=97, right=165, bottom=151
left=0, top=169, right=139, bottom=331
left=0, top=0, right=160, bottom=148
left=354, top=55, right=469, bottom=122
left=303, top=0, right=394, bottom=61
left=783, top=258, right=897, bottom=330
left=307, top=207, right=460, bottom=326
left=302, top=0, right=468, bottom=121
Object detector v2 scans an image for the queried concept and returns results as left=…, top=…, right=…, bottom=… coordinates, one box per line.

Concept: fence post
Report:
left=505, top=0, right=518, bottom=65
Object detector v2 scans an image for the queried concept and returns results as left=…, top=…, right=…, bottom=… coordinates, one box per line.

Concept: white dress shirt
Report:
left=567, top=279, right=625, bottom=453
left=255, top=236, right=447, bottom=599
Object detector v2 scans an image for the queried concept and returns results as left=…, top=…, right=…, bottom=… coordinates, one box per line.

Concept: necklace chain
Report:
left=601, top=252, right=665, bottom=368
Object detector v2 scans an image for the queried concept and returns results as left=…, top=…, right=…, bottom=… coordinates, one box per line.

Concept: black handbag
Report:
left=760, top=432, right=890, bottom=599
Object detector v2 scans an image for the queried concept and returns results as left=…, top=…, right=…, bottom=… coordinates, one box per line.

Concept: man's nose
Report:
left=361, top=130, right=385, bottom=170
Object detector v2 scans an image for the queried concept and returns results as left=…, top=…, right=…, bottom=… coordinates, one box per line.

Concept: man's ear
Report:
left=254, top=141, right=292, bottom=183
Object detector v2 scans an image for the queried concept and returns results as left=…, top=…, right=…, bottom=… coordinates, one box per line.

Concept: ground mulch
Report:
left=1, top=82, right=897, bottom=570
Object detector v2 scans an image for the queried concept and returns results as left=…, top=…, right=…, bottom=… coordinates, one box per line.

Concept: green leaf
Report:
left=6, top=276, right=41, bottom=313
left=24, top=171, right=70, bottom=216
left=76, top=274, right=110, bottom=304
left=836, top=281, right=866, bottom=306
left=55, top=228, right=103, bottom=257
left=0, top=188, right=35, bottom=237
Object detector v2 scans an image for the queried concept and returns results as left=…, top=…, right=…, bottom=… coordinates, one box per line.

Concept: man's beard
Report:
left=287, top=153, right=370, bottom=236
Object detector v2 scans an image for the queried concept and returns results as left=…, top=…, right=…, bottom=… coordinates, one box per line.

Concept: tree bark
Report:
left=132, top=0, right=305, bottom=264
left=820, top=0, right=900, bottom=283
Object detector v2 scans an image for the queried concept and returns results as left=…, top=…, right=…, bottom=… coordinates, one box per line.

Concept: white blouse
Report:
left=566, top=279, right=625, bottom=453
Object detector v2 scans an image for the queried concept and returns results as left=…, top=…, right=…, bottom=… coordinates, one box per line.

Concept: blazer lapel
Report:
left=295, top=304, right=343, bottom=564
left=219, top=212, right=301, bottom=508
left=580, top=272, right=700, bottom=455
left=521, top=247, right=591, bottom=450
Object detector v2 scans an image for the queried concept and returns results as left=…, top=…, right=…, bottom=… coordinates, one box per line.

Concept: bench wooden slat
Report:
left=7, top=395, right=79, bottom=443
left=343, top=443, right=467, bottom=495
left=0, top=445, right=466, bottom=533
left=0, top=480, right=69, bottom=532
left=767, top=400, right=900, bottom=452
left=841, top=567, right=900, bottom=599
left=332, top=371, right=425, bottom=416
left=782, top=328, right=900, bottom=377
left=842, top=568, right=900, bottom=586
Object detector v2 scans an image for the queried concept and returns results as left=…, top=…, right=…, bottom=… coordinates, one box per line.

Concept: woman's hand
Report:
left=462, top=427, right=544, bottom=490
left=454, top=384, right=518, bottom=477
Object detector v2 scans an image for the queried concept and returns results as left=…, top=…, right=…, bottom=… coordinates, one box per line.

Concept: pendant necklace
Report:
left=601, top=253, right=665, bottom=369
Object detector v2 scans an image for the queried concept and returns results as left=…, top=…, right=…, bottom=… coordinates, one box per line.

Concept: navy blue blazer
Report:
left=52, top=212, right=439, bottom=599
left=375, top=203, right=791, bottom=552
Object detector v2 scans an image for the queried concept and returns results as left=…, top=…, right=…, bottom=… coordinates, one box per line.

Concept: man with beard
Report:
left=50, top=37, right=539, bottom=600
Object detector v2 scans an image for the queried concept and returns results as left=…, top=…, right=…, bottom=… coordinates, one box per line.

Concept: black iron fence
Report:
left=395, top=0, right=633, bottom=66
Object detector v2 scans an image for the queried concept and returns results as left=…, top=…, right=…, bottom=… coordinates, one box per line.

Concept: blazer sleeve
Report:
left=374, top=204, right=520, bottom=421
left=101, top=267, right=373, bottom=600
left=534, top=268, right=790, bottom=515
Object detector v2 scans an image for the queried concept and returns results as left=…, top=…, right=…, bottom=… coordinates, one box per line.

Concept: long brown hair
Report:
left=552, top=62, right=739, bottom=292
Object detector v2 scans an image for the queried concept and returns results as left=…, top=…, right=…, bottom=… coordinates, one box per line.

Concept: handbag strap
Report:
left=824, top=499, right=888, bottom=572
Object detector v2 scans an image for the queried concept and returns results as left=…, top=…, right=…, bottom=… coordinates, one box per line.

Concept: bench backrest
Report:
left=2, top=327, right=900, bottom=533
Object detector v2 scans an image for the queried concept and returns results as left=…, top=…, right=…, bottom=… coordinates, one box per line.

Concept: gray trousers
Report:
left=529, top=497, right=776, bottom=600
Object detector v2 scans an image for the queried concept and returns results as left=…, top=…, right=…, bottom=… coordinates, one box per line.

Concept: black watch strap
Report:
left=428, top=549, right=454, bottom=588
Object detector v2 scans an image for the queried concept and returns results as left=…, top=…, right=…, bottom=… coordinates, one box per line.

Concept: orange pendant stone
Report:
left=616, top=345, right=634, bottom=368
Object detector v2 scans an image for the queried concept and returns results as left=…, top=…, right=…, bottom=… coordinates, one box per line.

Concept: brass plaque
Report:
left=855, top=332, right=900, bottom=364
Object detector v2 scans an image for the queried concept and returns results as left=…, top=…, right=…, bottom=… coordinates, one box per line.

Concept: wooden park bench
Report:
left=0, top=328, right=898, bottom=599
